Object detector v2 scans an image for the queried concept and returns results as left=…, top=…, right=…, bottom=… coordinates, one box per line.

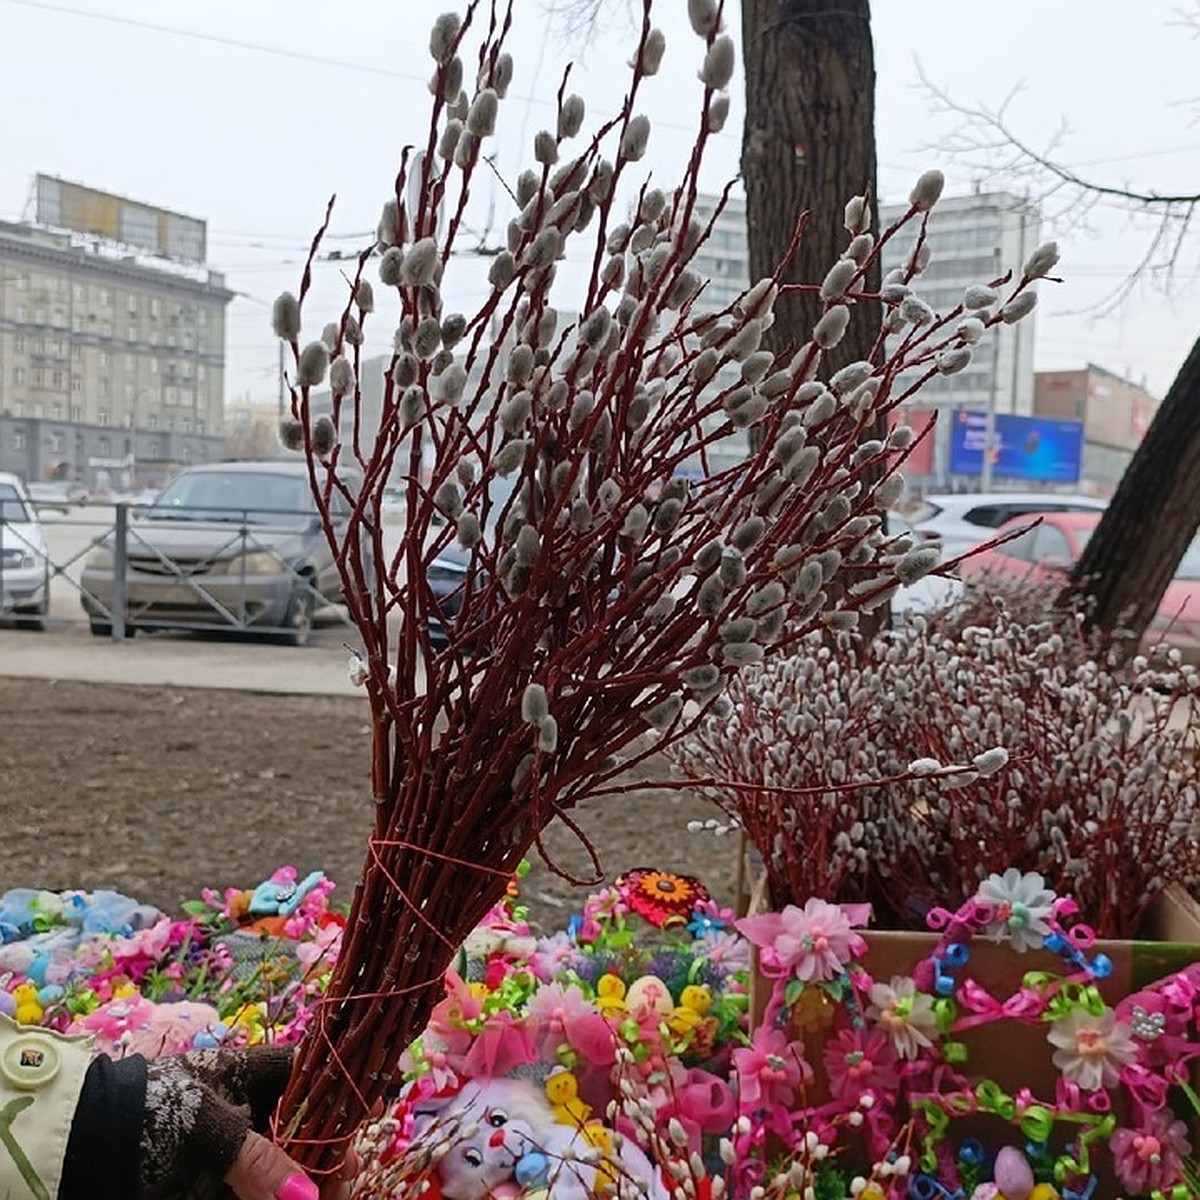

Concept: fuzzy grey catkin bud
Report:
left=413, top=317, right=442, bottom=361
left=729, top=320, right=763, bottom=361
left=508, top=344, right=534, bottom=384
left=899, top=295, right=934, bottom=327
left=297, top=341, right=329, bottom=387
left=654, top=498, right=684, bottom=533
left=637, top=26, right=667, bottom=74
left=580, top=306, right=612, bottom=348
left=973, top=747, right=1009, bottom=776
left=533, top=130, right=559, bottom=166
left=895, top=544, right=941, bottom=584
left=937, top=347, right=972, bottom=375
left=434, top=481, right=463, bottom=521
left=646, top=695, right=683, bottom=731
left=342, top=315, right=363, bottom=348
left=957, top=316, right=986, bottom=343
left=875, top=473, right=905, bottom=509
left=843, top=194, right=869, bottom=235
left=537, top=716, right=558, bottom=754
left=440, top=56, right=464, bottom=105
left=846, top=232, right=874, bottom=265
left=354, top=280, right=375, bottom=314
left=1001, top=292, right=1038, bottom=323
left=441, top=313, right=466, bottom=348
left=681, top=664, right=720, bottom=691
left=271, top=292, right=301, bottom=341
left=667, top=269, right=702, bottom=310
left=820, top=259, right=858, bottom=302
left=741, top=350, right=773, bottom=384
left=813, top=304, right=851, bottom=349
left=278, top=417, right=303, bottom=451
left=558, top=94, right=586, bottom=139
left=514, top=524, right=540, bottom=566
left=451, top=512, right=481, bottom=551
left=620, top=115, right=651, bottom=162
left=909, top=169, right=945, bottom=212
left=521, top=683, right=549, bottom=725
left=311, top=415, right=336, bottom=458
left=707, top=93, right=731, bottom=132
left=621, top=504, right=649, bottom=540
left=830, top=360, right=873, bottom=396
left=379, top=247, right=405, bottom=287
left=436, top=363, right=467, bottom=404
left=697, top=573, right=726, bottom=615
left=329, top=356, right=354, bottom=396
left=699, top=35, right=735, bottom=89
left=568, top=390, right=595, bottom=432
left=321, top=322, right=340, bottom=351
left=739, top=278, right=777, bottom=320
left=402, top=238, right=439, bottom=286
left=400, top=386, right=426, bottom=425
left=438, top=119, right=463, bottom=161
left=1023, top=241, right=1060, bottom=280
left=688, top=0, right=720, bottom=36
left=492, top=439, right=528, bottom=476
left=723, top=643, right=764, bottom=668
left=429, top=12, right=461, bottom=65
left=525, top=227, right=562, bottom=269
left=377, top=199, right=400, bottom=248
left=963, top=285, right=998, bottom=310
left=467, top=88, right=498, bottom=137
left=500, top=390, right=532, bottom=434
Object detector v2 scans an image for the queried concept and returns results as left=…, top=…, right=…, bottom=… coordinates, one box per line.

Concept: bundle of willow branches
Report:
left=270, top=0, right=1044, bottom=1174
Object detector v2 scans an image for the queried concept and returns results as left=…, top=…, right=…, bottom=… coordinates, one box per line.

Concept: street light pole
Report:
left=980, top=245, right=1004, bottom=492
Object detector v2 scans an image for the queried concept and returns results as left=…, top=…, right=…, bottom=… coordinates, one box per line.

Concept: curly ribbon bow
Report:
left=951, top=977, right=1047, bottom=1031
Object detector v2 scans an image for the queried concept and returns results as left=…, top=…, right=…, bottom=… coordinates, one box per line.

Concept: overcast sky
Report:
left=3, top=0, right=1197, bottom=404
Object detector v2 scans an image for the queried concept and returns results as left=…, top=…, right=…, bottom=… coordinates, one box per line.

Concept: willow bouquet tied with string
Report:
left=266, top=0, right=1034, bottom=1174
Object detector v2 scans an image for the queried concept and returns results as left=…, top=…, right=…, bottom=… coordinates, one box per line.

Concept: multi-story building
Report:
left=880, top=191, right=1042, bottom=487
left=689, top=193, right=750, bottom=315
left=0, top=218, right=232, bottom=490
left=1034, top=363, right=1159, bottom=494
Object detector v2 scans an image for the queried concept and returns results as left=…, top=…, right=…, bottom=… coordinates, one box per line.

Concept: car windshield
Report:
left=0, top=483, right=31, bottom=524
left=148, top=471, right=315, bottom=528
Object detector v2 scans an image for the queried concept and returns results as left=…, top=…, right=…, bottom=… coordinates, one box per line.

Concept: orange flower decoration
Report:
left=618, top=868, right=710, bottom=927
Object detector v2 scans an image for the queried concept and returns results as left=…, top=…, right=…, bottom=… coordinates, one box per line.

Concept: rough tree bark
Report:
left=740, top=0, right=883, bottom=629
left=1064, top=335, right=1200, bottom=652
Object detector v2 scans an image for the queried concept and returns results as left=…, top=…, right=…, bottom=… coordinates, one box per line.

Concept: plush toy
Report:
left=12, top=983, right=43, bottom=1025
left=70, top=997, right=223, bottom=1058
left=593, top=975, right=626, bottom=1017
left=248, top=869, right=326, bottom=918
left=543, top=1069, right=590, bottom=1127
left=0, top=889, right=62, bottom=942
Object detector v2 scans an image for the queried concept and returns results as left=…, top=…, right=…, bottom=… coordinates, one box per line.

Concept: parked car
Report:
left=26, top=480, right=88, bottom=514
left=958, top=510, right=1200, bottom=662
left=0, top=472, right=50, bottom=630
left=79, top=460, right=366, bottom=645
left=907, top=492, right=1108, bottom=561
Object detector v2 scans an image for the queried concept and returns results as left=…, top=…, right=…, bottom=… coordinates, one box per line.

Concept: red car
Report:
left=959, top=510, right=1200, bottom=662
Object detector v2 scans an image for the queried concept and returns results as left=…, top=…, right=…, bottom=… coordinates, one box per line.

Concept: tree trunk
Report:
left=1064, top=333, right=1200, bottom=652
left=740, top=0, right=878, bottom=366
left=740, top=0, right=883, bottom=631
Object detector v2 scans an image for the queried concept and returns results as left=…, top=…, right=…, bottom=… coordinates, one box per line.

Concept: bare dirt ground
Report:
left=0, top=678, right=740, bottom=929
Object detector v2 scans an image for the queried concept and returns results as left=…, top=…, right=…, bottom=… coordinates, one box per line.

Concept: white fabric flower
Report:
left=1048, top=1010, right=1137, bottom=1091
left=976, top=868, right=1056, bottom=953
left=867, top=975, right=937, bottom=1060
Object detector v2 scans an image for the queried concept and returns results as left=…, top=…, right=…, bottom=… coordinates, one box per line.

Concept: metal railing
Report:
left=1, top=502, right=359, bottom=642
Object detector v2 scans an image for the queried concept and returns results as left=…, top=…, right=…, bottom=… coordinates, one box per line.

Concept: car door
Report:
left=1028, top=521, right=1075, bottom=583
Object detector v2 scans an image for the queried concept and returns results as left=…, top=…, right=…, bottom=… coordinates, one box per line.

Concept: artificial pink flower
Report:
left=737, top=899, right=868, bottom=982
left=1111, top=1109, right=1191, bottom=1195
left=822, top=1026, right=900, bottom=1104
left=1048, top=1009, right=1138, bottom=1092
left=732, top=1025, right=809, bottom=1126
left=867, top=975, right=937, bottom=1061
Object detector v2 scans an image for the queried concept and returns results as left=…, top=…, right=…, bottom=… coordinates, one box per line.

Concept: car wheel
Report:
left=281, top=583, right=315, bottom=647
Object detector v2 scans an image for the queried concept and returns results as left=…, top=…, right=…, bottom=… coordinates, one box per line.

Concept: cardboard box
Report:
left=746, top=882, right=1200, bottom=1191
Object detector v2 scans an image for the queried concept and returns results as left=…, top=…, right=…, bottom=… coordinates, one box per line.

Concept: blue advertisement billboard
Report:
left=949, top=410, right=1084, bottom=483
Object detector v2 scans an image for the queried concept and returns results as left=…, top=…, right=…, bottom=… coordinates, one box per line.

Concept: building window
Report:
left=148, top=413, right=159, bottom=430
left=71, top=315, right=83, bottom=333
left=127, top=325, right=138, bottom=342
left=97, top=410, right=110, bottom=427
left=12, top=402, right=23, bottom=418
left=33, top=402, right=44, bottom=419
left=124, top=383, right=135, bottom=402
left=13, top=335, right=24, bottom=353
left=150, top=298, right=161, bottom=318
left=51, top=404, right=63, bottom=420
left=164, top=387, right=177, bottom=407
left=127, top=295, right=138, bottom=315
left=50, top=432, right=64, bottom=453
left=181, top=419, right=192, bottom=433
left=125, top=354, right=135, bottom=371
left=32, top=369, right=44, bottom=388
left=99, top=289, right=110, bottom=306
left=71, top=405, right=82, bottom=421
left=98, top=436, right=111, bottom=456
left=197, top=419, right=205, bottom=434
left=52, top=371, right=64, bottom=389
left=182, top=445, right=193, bottom=463
left=196, top=364, right=206, bottom=382
left=52, top=338, right=65, bottom=357
left=52, top=309, right=66, bottom=327
left=149, top=439, right=162, bottom=457
left=34, top=308, right=46, bottom=324
left=149, top=359, right=158, bottom=375
left=73, top=283, right=85, bottom=303
left=72, top=376, right=83, bottom=393
left=72, top=343, right=82, bottom=359
left=14, top=273, right=28, bottom=291
left=99, top=351, right=109, bottom=369
left=12, top=367, right=24, bottom=385
left=99, top=379, right=109, bottom=399
left=12, top=430, right=24, bottom=450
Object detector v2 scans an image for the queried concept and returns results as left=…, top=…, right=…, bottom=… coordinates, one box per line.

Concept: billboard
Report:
left=949, top=410, right=1084, bottom=483
left=34, top=174, right=207, bottom=263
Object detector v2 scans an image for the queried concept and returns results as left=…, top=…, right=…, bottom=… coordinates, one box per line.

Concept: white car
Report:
left=0, top=472, right=50, bottom=629
left=907, top=492, right=1107, bottom=562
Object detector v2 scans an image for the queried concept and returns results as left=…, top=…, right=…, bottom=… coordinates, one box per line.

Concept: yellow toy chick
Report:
left=668, top=984, right=712, bottom=1036
left=594, top=974, right=627, bottom=1017
left=544, top=1069, right=591, bottom=1127
left=12, top=984, right=43, bottom=1026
